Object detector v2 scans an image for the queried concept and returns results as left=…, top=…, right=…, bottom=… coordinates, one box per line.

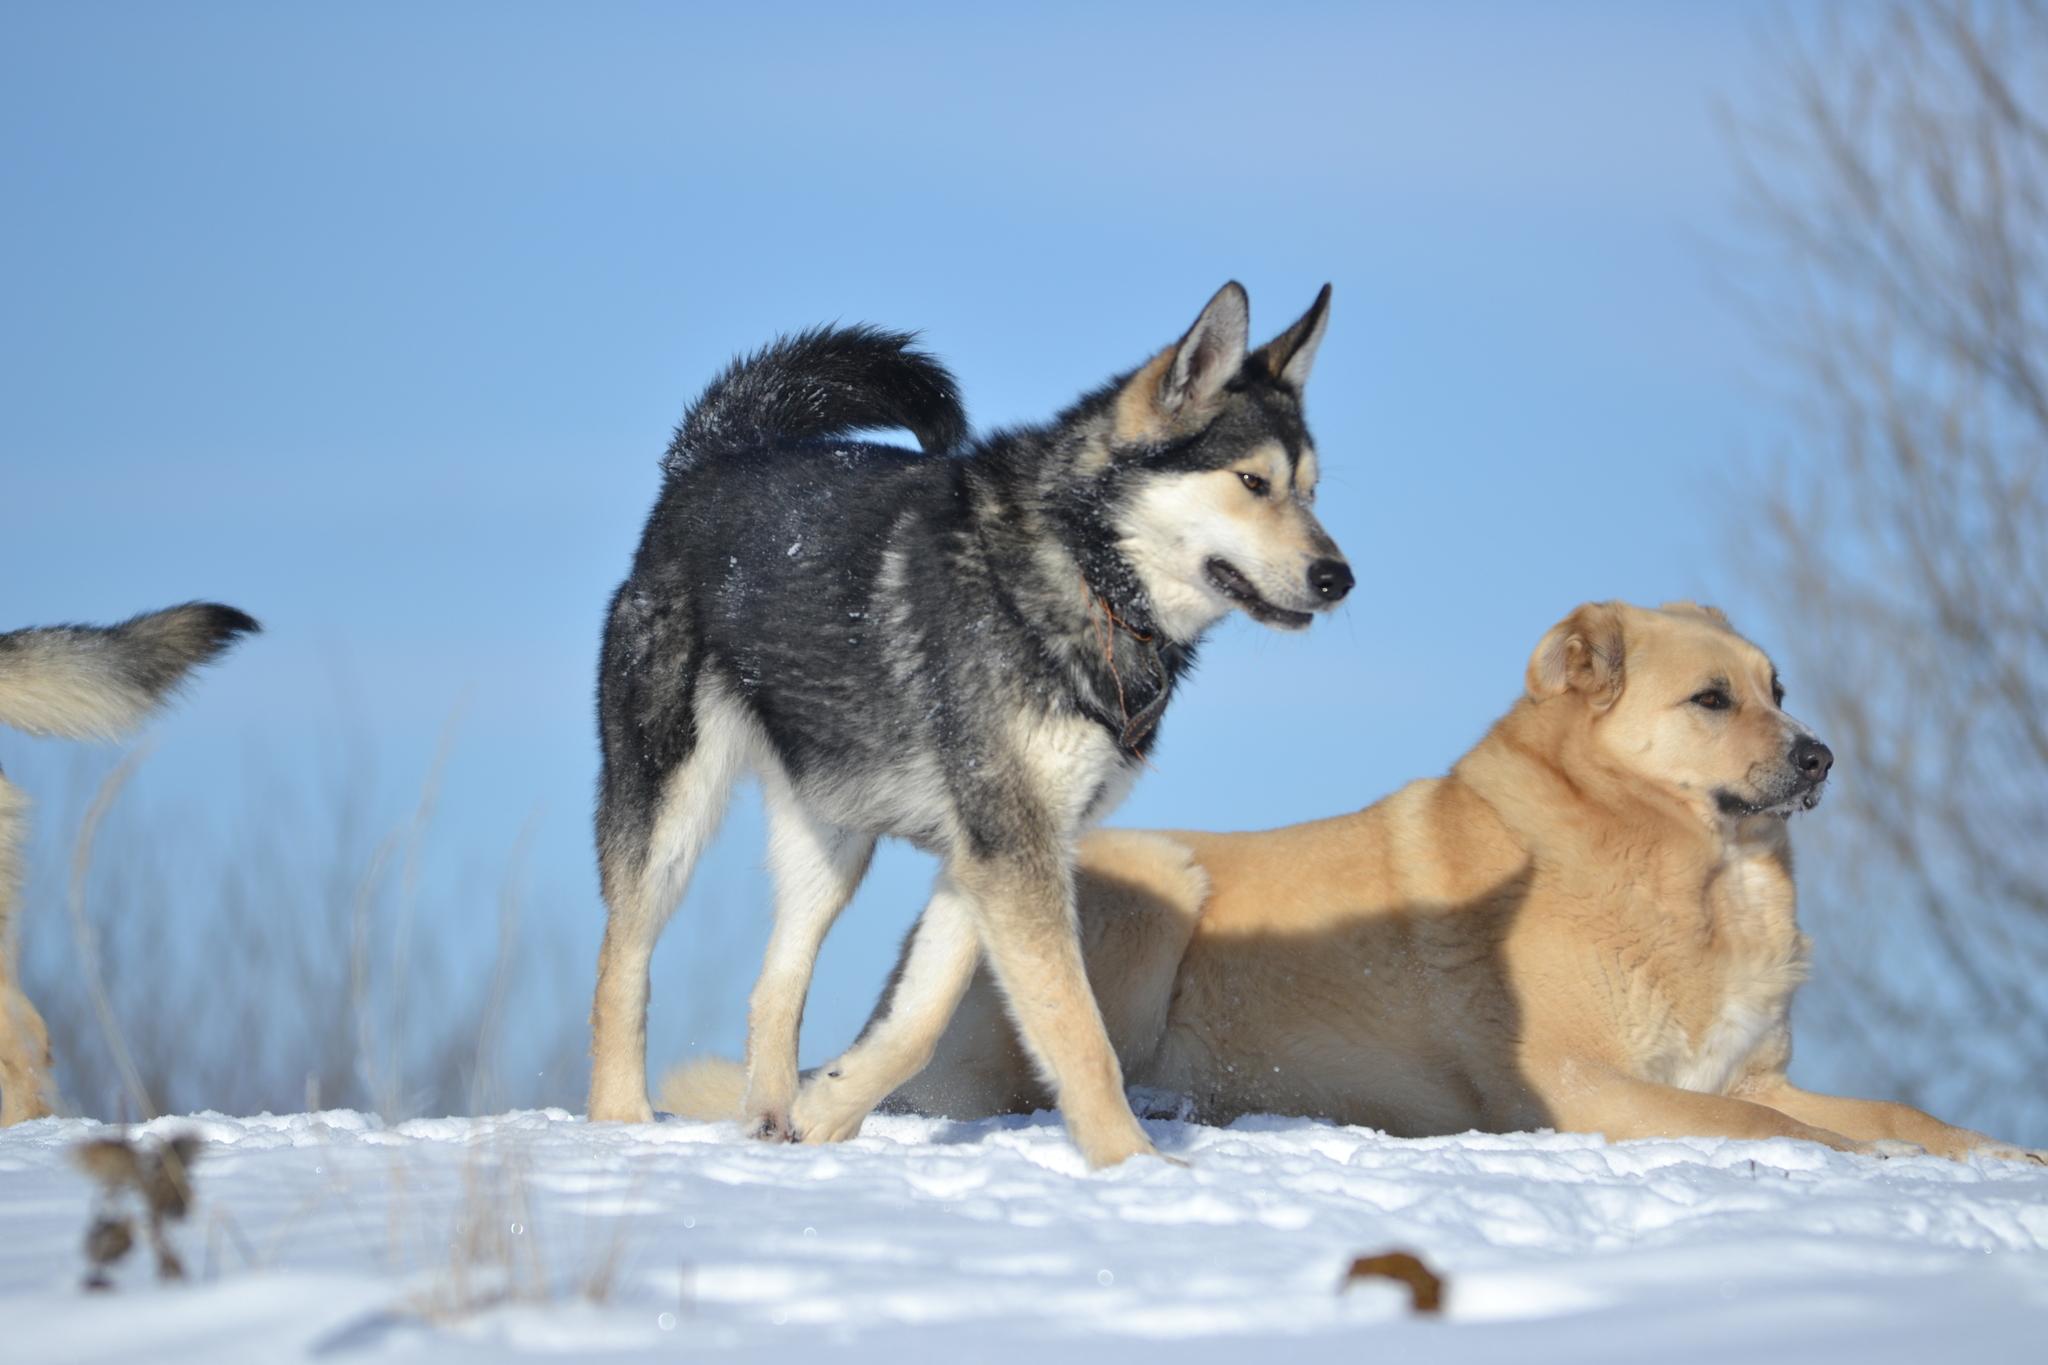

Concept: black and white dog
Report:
left=591, top=284, right=1350, bottom=1166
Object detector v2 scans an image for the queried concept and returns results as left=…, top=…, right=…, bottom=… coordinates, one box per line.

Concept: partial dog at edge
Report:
left=673, top=601, right=2042, bottom=1163
left=0, top=602, right=259, bottom=1125
left=593, top=283, right=1352, bottom=1167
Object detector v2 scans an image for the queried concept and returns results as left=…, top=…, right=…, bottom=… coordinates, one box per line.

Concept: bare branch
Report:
left=1728, top=0, right=2048, bottom=1141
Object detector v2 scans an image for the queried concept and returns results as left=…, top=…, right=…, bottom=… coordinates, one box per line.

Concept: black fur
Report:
left=599, top=322, right=1326, bottom=871
left=663, top=326, right=967, bottom=473
left=590, top=289, right=1345, bottom=1144
left=103, top=603, right=262, bottom=696
left=0, top=602, right=261, bottom=703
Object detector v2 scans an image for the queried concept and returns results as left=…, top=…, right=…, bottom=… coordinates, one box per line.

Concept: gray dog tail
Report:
left=0, top=602, right=260, bottom=740
left=663, top=324, right=968, bottom=474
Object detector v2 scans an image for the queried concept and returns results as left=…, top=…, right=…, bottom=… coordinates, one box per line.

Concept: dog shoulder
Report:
left=1178, top=778, right=1525, bottom=937
left=1076, top=829, right=1209, bottom=926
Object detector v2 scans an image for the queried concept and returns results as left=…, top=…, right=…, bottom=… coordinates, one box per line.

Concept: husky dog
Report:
left=592, top=283, right=1352, bottom=1166
left=0, top=602, right=259, bottom=1124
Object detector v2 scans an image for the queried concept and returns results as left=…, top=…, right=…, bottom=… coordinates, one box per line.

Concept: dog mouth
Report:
left=1204, top=557, right=1313, bottom=630
left=1713, top=780, right=1826, bottom=820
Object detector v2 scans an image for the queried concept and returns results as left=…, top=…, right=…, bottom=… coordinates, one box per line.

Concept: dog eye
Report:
left=1237, top=471, right=1269, bottom=496
left=1690, top=689, right=1731, bottom=711
left=1771, top=682, right=1785, bottom=706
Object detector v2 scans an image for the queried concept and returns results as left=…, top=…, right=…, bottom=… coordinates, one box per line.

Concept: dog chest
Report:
left=1637, top=851, right=1808, bottom=1096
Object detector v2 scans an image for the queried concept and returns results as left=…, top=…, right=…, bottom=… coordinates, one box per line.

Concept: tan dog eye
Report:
left=1238, top=471, right=1269, bottom=496
left=1772, top=681, right=1786, bottom=707
left=1690, top=689, right=1731, bottom=711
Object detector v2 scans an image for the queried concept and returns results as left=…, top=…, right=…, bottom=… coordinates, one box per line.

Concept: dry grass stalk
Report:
left=65, top=742, right=158, bottom=1123
left=19, top=719, right=591, bottom=1121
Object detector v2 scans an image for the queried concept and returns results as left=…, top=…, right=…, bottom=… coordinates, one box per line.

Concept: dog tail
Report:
left=0, top=603, right=261, bottom=740
left=664, top=325, right=968, bottom=473
left=658, top=1056, right=747, bottom=1122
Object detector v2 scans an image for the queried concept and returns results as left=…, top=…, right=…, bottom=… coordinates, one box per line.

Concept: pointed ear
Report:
left=1251, top=284, right=1331, bottom=393
left=1114, top=282, right=1249, bottom=444
left=1526, top=602, right=1626, bottom=707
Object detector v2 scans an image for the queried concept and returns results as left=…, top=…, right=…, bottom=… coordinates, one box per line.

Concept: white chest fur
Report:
left=1642, top=842, right=1809, bottom=1096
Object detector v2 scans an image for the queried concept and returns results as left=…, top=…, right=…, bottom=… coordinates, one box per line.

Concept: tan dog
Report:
left=666, top=601, right=2040, bottom=1162
left=0, top=603, right=258, bottom=1124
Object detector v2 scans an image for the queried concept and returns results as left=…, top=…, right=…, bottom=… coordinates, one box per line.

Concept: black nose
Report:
left=1307, top=558, right=1353, bottom=603
left=1791, top=735, right=1833, bottom=782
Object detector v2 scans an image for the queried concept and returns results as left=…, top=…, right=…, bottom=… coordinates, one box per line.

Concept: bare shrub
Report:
left=13, top=728, right=590, bottom=1122
left=1727, top=0, right=2048, bottom=1141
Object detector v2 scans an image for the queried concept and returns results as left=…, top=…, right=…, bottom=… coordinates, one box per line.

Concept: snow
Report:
left=3, top=1108, right=2045, bottom=1362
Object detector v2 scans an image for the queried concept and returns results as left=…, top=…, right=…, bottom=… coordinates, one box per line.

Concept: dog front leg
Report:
left=958, top=852, right=1157, bottom=1170
left=1738, top=1075, right=2046, bottom=1162
left=1546, top=1063, right=1880, bottom=1153
left=790, top=874, right=982, bottom=1143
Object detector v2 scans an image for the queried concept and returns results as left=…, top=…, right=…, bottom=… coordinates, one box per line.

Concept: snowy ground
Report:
left=3, top=1108, right=2045, bottom=1363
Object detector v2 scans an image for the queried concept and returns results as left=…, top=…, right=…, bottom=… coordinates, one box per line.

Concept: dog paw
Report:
left=1860, top=1139, right=1928, bottom=1159
left=744, top=1112, right=796, bottom=1143
left=1076, top=1133, right=1165, bottom=1170
left=789, top=1099, right=867, bottom=1144
left=1969, top=1142, right=2048, bottom=1164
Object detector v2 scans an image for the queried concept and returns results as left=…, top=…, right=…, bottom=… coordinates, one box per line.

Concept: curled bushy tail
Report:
left=663, top=325, right=968, bottom=474
left=0, top=602, right=260, bottom=739
left=658, top=1056, right=746, bottom=1121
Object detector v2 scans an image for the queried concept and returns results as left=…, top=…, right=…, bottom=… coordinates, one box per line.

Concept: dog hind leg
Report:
left=589, top=721, right=750, bottom=1124
left=742, top=768, right=876, bottom=1140
left=791, top=874, right=983, bottom=1143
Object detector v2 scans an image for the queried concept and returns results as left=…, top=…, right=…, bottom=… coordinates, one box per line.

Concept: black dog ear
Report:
left=1114, top=282, right=1250, bottom=444
left=1250, top=284, right=1331, bottom=393
left=1527, top=602, right=1626, bottom=709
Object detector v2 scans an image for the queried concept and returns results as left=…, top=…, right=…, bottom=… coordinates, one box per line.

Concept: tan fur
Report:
left=657, top=829, right=1210, bottom=1124
left=893, top=602, right=2045, bottom=1163
left=882, top=829, right=1209, bottom=1120
left=0, top=602, right=257, bottom=1124
left=1110, top=283, right=1247, bottom=448
left=660, top=1055, right=747, bottom=1121
left=612, top=287, right=1346, bottom=1172
left=0, top=641, right=164, bottom=741
left=0, top=773, right=54, bottom=1126
left=0, top=608, right=243, bottom=739
left=591, top=682, right=762, bottom=1123
left=1116, top=442, right=1335, bottom=642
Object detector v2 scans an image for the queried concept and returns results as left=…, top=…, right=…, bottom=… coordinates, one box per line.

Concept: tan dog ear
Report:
left=1527, top=602, right=1626, bottom=706
left=1250, top=284, right=1331, bottom=393
left=1114, top=282, right=1250, bottom=445
left=1658, top=599, right=1731, bottom=627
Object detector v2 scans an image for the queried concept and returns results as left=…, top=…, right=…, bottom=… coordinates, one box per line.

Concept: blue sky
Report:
left=1, top=2, right=1798, bottom=1091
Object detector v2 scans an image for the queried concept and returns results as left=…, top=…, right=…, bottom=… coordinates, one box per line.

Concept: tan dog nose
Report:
left=1309, top=558, right=1353, bottom=603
